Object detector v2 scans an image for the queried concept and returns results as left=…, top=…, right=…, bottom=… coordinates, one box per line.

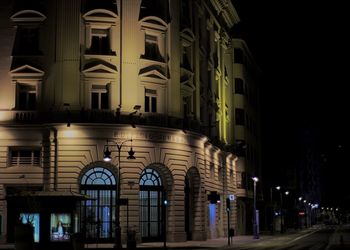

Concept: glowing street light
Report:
left=252, top=177, right=259, bottom=239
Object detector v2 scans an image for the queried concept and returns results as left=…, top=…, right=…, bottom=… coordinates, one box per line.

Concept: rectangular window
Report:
left=144, top=34, right=162, bottom=61
left=235, top=108, right=245, bottom=125
left=236, top=171, right=243, bottom=188
left=235, top=78, right=244, bottom=94
left=91, top=85, right=109, bottom=110
left=10, top=148, right=41, bottom=166
left=218, top=166, right=223, bottom=182
left=14, top=27, right=40, bottom=55
left=18, top=84, right=36, bottom=110
left=241, top=172, right=247, bottom=189
left=210, top=163, right=215, bottom=179
left=90, top=28, right=110, bottom=55
left=234, top=48, right=244, bottom=64
left=145, top=89, right=157, bottom=113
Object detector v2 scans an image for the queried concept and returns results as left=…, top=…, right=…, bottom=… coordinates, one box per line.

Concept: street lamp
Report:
left=103, top=139, right=136, bottom=250
left=275, top=186, right=284, bottom=233
left=252, top=177, right=259, bottom=239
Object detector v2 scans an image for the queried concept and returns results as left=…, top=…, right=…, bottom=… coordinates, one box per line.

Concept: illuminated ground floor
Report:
left=0, top=124, right=251, bottom=246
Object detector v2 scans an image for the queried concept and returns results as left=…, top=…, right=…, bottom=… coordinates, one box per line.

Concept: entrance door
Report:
left=139, top=168, right=164, bottom=242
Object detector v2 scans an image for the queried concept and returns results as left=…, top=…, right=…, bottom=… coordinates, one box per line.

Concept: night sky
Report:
left=233, top=1, right=350, bottom=208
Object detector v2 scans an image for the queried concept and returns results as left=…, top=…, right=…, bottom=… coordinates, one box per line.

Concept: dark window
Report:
left=235, top=78, right=244, bottom=94
left=91, top=85, right=109, bottom=110
left=91, top=92, right=99, bottom=109
left=18, top=84, right=36, bottom=110
left=145, top=89, right=157, bottom=113
left=10, top=148, right=41, bottom=166
left=151, top=97, right=157, bottom=112
left=13, top=27, right=40, bottom=55
left=241, top=172, right=247, bottom=189
left=235, top=108, right=245, bottom=125
left=145, top=96, right=150, bottom=112
left=234, top=48, right=244, bottom=64
left=143, top=35, right=163, bottom=62
left=89, top=29, right=111, bottom=55
left=101, top=92, right=109, bottom=109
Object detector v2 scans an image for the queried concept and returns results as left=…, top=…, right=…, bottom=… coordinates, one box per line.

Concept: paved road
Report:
left=232, top=225, right=350, bottom=250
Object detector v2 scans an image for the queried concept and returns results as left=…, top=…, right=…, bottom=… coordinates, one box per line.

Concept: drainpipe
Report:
left=118, top=0, right=123, bottom=110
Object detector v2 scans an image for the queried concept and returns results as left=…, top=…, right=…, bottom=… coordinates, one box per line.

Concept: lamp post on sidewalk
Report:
left=103, top=139, right=136, bottom=250
left=252, top=177, right=259, bottom=239
left=276, top=186, right=283, bottom=233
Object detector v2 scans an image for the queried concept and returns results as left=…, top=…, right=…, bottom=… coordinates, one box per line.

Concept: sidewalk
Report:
left=136, top=226, right=321, bottom=249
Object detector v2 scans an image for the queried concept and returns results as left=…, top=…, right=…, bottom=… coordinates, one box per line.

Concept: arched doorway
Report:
left=80, top=167, right=116, bottom=242
left=139, top=168, right=164, bottom=242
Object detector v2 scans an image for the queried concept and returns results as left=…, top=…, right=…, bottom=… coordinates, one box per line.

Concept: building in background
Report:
left=0, top=0, right=261, bottom=247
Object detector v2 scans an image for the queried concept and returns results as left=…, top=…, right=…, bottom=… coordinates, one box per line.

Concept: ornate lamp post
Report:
left=103, top=139, right=135, bottom=250
left=252, top=177, right=259, bottom=239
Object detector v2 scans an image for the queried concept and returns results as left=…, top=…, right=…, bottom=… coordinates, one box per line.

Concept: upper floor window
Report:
left=209, top=163, right=215, bottom=179
left=11, top=9, right=46, bottom=56
left=234, top=48, right=244, bottom=64
left=13, top=26, right=40, bottom=55
left=88, top=28, right=111, bottom=55
left=235, top=78, right=244, bottom=94
left=183, top=96, right=192, bottom=117
left=143, top=34, right=163, bottom=61
left=144, top=88, right=157, bottom=113
left=91, top=85, right=109, bottom=110
left=236, top=171, right=243, bottom=188
left=17, top=84, right=37, bottom=110
left=10, top=148, right=41, bottom=166
left=235, top=108, right=245, bottom=125
left=83, top=9, right=117, bottom=56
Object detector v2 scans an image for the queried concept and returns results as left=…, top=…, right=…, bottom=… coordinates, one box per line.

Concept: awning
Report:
left=7, top=190, right=95, bottom=200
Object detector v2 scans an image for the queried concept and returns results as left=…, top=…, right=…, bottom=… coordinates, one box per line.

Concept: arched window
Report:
left=80, top=167, right=116, bottom=241
left=139, top=168, right=164, bottom=242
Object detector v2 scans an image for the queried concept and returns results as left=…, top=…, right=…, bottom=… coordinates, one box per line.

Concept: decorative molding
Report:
left=11, top=10, right=46, bottom=22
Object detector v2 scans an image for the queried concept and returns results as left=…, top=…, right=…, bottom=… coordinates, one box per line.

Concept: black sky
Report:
left=233, top=1, right=350, bottom=207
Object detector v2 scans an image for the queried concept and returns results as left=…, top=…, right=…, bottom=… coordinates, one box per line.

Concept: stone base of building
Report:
left=192, top=230, right=207, bottom=241
left=167, top=231, right=186, bottom=242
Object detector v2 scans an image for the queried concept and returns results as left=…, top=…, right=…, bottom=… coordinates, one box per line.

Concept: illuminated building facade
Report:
left=0, top=0, right=261, bottom=246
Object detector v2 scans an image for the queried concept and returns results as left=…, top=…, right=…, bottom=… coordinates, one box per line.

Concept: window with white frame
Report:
left=88, top=28, right=111, bottom=55
left=144, top=88, right=157, bottom=113
left=91, top=85, right=109, bottom=110
left=10, top=148, right=41, bottom=166
left=17, top=83, right=37, bottom=110
left=143, top=34, right=163, bottom=61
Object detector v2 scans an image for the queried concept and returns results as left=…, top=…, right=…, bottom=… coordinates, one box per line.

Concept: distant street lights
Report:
left=103, top=139, right=136, bottom=250
left=275, top=186, right=288, bottom=233
left=252, top=177, right=259, bottom=239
